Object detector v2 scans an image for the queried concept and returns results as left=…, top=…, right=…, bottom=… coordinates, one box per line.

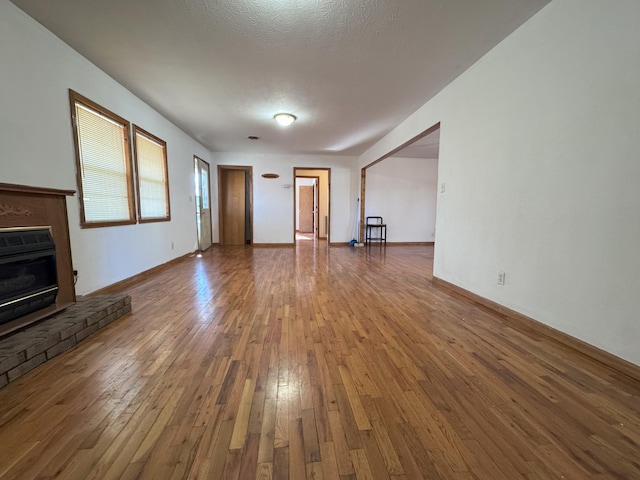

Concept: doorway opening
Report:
left=360, top=123, right=440, bottom=273
left=295, top=176, right=318, bottom=241
left=294, top=168, right=330, bottom=245
left=194, top=156, right=212, bottom=251
left=218, top=165, right=253, bottom=246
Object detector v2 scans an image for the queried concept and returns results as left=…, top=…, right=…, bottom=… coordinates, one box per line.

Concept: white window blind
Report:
left=73, top=99, right=134, bottom=225
left=134, top=128, right=170, bottom=221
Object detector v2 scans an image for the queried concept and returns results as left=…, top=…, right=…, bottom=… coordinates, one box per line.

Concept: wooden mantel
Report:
left=0, top=183, right=75, bottom=198
left=0, top=182, right=76, bottom=336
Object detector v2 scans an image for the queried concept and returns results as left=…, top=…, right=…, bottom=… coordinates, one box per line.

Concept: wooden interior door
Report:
left=220, top=169, right=246, bottom=245
left=299, top=186, right=314, bottom=233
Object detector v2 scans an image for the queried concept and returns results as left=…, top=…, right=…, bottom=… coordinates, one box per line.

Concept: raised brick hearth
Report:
left=0, top=294, right=131, bottom=387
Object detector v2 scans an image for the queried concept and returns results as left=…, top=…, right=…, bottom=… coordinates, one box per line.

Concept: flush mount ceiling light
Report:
left=274, top=113, right=297, bottom=127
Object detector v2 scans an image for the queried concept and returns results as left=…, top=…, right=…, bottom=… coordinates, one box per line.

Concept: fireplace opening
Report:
left=0, top=227, right=58, bottom=325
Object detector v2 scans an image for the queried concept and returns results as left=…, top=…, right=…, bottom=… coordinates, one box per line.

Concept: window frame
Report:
left=132, top=125, right=171, bottom=223
left=69, top=89, right=137, bottom=228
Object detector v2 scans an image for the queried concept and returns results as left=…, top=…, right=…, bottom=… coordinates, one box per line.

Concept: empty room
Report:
left=0, top=0, right=638, bottom=479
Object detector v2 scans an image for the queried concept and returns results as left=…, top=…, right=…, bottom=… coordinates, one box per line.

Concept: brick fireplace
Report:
left=0, top=183, right=132, bottom=387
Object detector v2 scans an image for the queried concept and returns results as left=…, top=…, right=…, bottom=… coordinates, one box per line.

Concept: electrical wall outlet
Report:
left=440, top=182, right=446, bottom=193
left=498, top=271, right=506, bottom=285
left=171, top=241, right=175, bottom=250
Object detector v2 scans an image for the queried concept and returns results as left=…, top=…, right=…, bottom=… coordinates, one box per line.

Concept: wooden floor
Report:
left=0, top=244, right=638, bottom=480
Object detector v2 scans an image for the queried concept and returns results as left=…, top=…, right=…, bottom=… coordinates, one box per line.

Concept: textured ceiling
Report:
left=12, top=0, right=551, bottom=156
left=396, top=129, right=441, bottom=160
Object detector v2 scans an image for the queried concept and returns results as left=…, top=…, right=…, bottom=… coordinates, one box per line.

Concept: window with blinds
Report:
left=69, top=90, right=136, bottom=227
left=133, top=126, right=171, bottom=222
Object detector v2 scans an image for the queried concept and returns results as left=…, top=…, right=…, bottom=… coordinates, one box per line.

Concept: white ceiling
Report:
left=12, top=0, right=550, bottom=157
left=395, top=128, right=441, bottom=160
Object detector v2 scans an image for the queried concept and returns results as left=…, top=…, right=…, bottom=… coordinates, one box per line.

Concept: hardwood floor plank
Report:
left=274, top=385, right=290, bottom=449
left=256, top=461, right=273, bottom=480
left=289, top=417, right=306, bottom=480
left=349, top=448, right=374, bottom=480
left=337, top=366, right=372, bottom=431
left=131, top=386, right=186, bottom=464
left=0, top=440, right=40, bottom=478
left=319, top=442, right=340, bottom=480
left=360, top=395, right=403, bottom=476
left=332, top=384, right=364, bottom=450
left=229, top=378, right=257, bottom=449
left=273, top=446, right=289, bottom=480
left=359, top=428, right=391, bottom=480
left=312, top=384, right=332, bottom=444
left=306, top=461, right=324, bottom=480
left=327, top=410, right=355, bottom=476
left=238, top=432, right=260, bottom=480
left=302, top=408, right=321, bottom=463
left=258, top=397, right=277, bottom=464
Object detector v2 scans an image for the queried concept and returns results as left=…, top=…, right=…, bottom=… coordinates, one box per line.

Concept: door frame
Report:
left=293, top=167, right=331, bottom=243
left=194, top=156, right=213, bottom=251
left=359, top=123, right=440, bottom=242
left=218, top=165, right=253, bottom=245
left=295, top=176, right=319, bottom=238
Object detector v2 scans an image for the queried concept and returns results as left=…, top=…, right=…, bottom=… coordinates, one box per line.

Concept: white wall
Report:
left=360, top=0, right=640, bottom=366
left=211, top=153, right=358, bottom=244
left=366, top=156, right=438, bottom=242
left=0, top=1, right=212, bottom=294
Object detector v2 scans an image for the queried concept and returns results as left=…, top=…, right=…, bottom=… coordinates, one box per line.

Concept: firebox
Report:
left=0, top=227, right=58, bottom=325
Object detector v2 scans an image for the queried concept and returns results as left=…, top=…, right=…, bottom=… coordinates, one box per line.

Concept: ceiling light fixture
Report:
left=274, top=113, right=297, bottom=127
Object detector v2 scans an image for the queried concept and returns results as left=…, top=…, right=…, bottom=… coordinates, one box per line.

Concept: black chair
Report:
left=365, top=216, right=387, bottom=245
